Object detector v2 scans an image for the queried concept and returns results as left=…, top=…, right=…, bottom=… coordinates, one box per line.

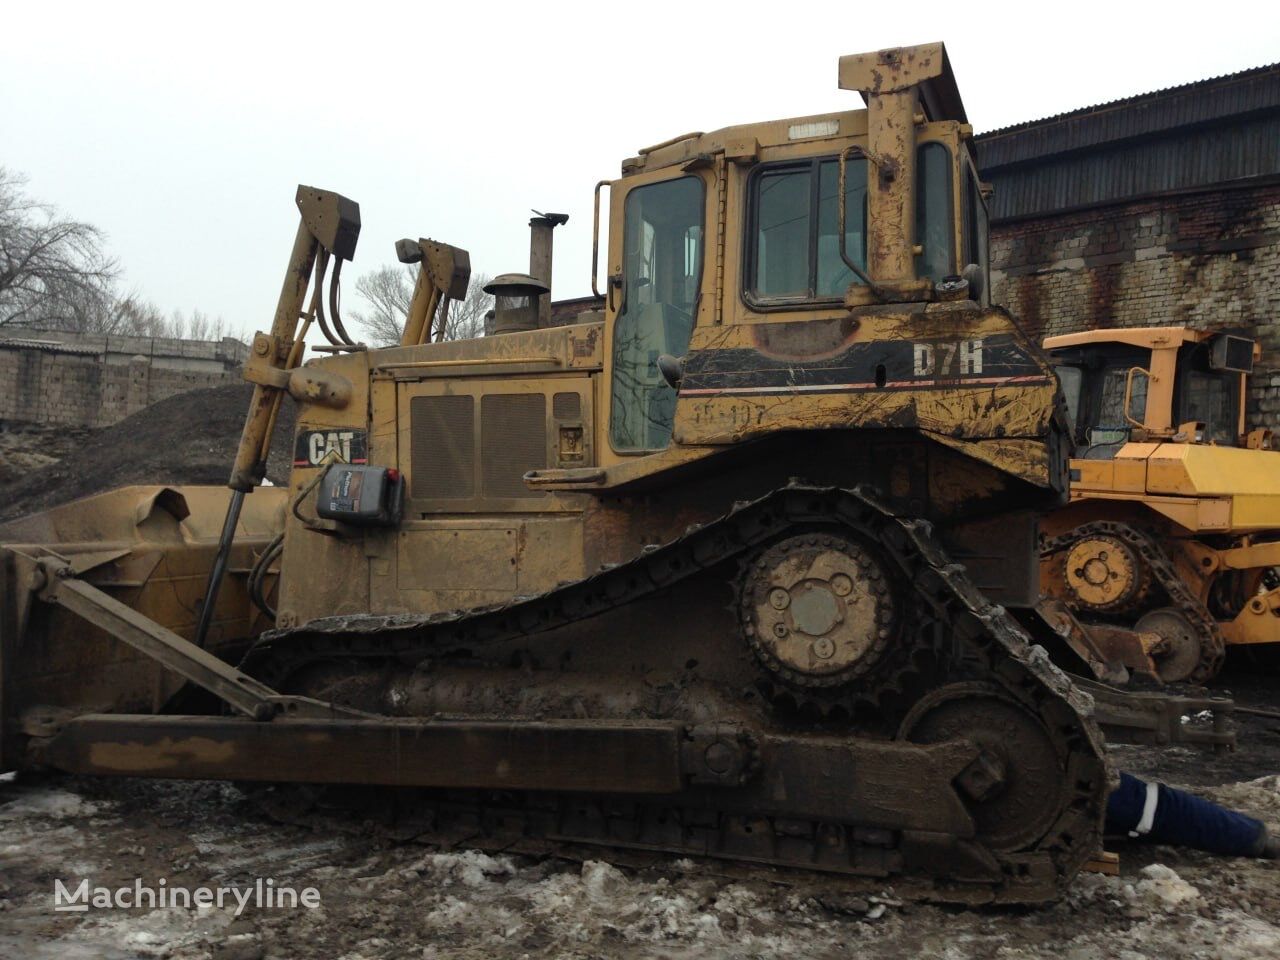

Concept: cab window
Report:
left=609, top=175, right=704, bottom=452
left=1055, top=365, right=1083, bottom=432
left=961, top=158, right=990, bottom=297
left=747, top=144, right=957, bottom=305
left=1098, top=365, right=1147, bottom=428
left=1050, top=344, right=1152, bottom=455
left=1177, top=341, right=1241, bottom=445
left=1182, top=372, right=1237, bottom=444
left=916, top=142, right=954, bottom=282
left=1067, top=363, right=1147, bottom=458
left=748, top=157, right=868, bottom=302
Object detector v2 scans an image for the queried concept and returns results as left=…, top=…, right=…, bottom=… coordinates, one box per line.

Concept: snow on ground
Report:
left=1, top=767, right=1278, bottom=960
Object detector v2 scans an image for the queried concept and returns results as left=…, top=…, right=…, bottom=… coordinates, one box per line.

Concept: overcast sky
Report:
left=3, top=0, right=1277, bottom=339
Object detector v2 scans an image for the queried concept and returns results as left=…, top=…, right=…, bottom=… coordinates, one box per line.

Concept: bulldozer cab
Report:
left=1046, top=328, right=1257, bottom=455
left=598, top=44, right=993, bottom=457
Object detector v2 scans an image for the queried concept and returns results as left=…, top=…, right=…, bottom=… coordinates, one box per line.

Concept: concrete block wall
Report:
left=990, top=182, right=1280, bottom=431
left=0, top=330, right=248, bottom=428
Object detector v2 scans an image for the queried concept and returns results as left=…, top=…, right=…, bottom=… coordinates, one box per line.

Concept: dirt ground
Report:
left=0, top=423, right=93, bottom=486
left=1, top=671, right=1278, bottom=960
left=0, top=385, right=294, bottom=523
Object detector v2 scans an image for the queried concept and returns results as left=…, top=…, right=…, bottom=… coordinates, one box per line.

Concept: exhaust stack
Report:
left=528, top=211, right=568, bottom=326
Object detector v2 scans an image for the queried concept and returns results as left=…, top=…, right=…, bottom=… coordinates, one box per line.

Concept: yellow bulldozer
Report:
left=1041, top=327, right=1280, bottom=683
left=0, top=43, right=1234, bottom=905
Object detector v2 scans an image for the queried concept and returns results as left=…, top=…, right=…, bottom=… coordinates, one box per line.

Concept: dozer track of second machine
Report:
left=6, top=43, right=1234, bottom=904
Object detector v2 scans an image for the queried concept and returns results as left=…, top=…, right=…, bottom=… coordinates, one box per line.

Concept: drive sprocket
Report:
left=1060, top=533, right=1152, bottom=614
left=739, top=532, right=896, bottom=690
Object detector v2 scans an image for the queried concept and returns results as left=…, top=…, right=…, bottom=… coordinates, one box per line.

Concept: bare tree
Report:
left=87, top=293, right=235, bottom=341
left=109, top=293, right=168, bottom=336
left=0, top=170, right=239, bottom=342
left=351, top=265, right=414, bottom=347
left=351, top=265, right=492, bottom=347
left=0, top=168, right=119, bottom=330
left=167, top=308, right=235, bottom=341
left=440, top=273, right=492, bottom=342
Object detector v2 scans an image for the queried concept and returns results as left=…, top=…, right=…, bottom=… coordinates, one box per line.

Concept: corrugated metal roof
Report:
left=0, top=337, right=100, bottom=356
left=974, top=61, right=1280, bottom=221
left=985, top=114, right=1280, bottom=221
left=978, top=61, right=1279, bottom=143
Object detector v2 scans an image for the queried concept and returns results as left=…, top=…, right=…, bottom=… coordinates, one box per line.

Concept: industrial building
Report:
left=976, top=62, right=1280, bottom=429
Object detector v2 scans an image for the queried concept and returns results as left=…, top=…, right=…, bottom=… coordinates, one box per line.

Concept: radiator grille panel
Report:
left=411, top=395, right=475, bottom=498
left=481, top=394, right=546, bottom=498
left=553, top=391, right=581, bottom=420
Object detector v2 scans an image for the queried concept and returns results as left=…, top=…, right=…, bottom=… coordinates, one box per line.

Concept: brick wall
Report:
left=990, top=182, right=1280, bottom=431
left=0, top=331, right=248, bottom=428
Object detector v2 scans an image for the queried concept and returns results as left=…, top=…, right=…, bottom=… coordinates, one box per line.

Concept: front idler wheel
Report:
left=1134, top=607, right=1203, bottom=684
left=898, top=682, right=1066, bottom=853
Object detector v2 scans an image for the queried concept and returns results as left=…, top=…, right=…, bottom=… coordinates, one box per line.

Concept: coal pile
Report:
left=0, top=384, right=295, bottom=523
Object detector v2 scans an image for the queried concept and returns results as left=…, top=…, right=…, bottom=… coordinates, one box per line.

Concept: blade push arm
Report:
left=197, top=187, right=358, bottom=650
left=230, top=186, right=361, bottom=491
left=396, top=238, right=471, bottom=346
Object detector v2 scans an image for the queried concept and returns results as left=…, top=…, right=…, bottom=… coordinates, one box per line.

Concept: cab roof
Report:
left=1044, top=327, right=1209, bottom=351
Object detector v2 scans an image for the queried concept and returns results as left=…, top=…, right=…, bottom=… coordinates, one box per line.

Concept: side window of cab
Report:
left=609, top=176, right=705, bottom=453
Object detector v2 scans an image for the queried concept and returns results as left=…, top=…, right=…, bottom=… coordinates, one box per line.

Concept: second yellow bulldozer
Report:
left=1042, top=326, right=1280, bottom=682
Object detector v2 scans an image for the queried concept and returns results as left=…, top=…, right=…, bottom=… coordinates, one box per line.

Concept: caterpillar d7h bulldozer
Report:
left=1042, top=327, right=1280, bottom=683
left=0, top=43, right=1235, bottom=905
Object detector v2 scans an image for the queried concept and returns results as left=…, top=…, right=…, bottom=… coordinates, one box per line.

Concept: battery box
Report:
left=315, top=464, right=404, bottom=527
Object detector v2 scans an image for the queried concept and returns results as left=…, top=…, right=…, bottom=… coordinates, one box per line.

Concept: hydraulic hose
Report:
left=313, top=249, right=340, bottom=346
left=248, top=532, right=285, bottom=621
left=328, top=257, right=356, bottom=345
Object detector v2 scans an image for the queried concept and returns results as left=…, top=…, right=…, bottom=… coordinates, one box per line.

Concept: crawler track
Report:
left=242, top=484, right=1112, bottom=904
left=1043, top=520, right=1226, bottom=682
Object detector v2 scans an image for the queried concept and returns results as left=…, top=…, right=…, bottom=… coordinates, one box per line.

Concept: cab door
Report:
left=602, top=172, right=709, bottom=460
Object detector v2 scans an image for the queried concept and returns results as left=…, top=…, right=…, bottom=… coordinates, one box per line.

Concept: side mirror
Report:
left=657, top=354, right=684, bottom=389
left=961, top=262, right=986, bottom=304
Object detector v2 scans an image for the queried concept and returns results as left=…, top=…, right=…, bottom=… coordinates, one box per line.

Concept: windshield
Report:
left=1183, top=370, right=1237, bottom=444
left=610, top=175, right=704, bottom=452
left=1098, top=366, right=1147, bottom=429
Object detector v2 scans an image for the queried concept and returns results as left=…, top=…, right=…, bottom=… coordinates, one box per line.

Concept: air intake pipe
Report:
left=837, top=42, right=964, bottom=302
